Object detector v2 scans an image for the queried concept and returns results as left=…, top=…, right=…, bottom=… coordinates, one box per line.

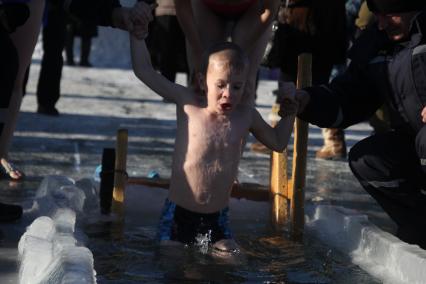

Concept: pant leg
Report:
left=64, top=23, right=75, bottom=64
left=0, top=27, right=18, bottom=109
left=36, top=6, right=66, bottom=109
left=0, top=27, right=18, bottom=139
left=156, top=15, right=178, bottom=82
left=348, top=130, right=426, bottom=229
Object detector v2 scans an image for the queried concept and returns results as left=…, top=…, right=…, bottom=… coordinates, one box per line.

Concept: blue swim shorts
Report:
left=157, top=199, right=233, bottom=244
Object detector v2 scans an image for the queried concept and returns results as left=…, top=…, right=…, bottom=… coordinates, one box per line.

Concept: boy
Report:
left=130, top=3, right=297, bottom=253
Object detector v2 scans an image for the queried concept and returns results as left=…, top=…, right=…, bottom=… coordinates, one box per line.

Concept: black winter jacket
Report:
left=299, top=10, right=426, bottom=136
left=66, top=0, right=121, bottom=27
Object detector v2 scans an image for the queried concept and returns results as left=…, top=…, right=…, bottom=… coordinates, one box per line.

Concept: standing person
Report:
left=130, top=2, right=297, bottom=250
left=282, top=0, right=426, bottom=248
left=0, top=0, right=31, bottom=221
left=35, top=0, right=67, bottom=116
left=0, top=0, right=159, bottom=225
left=1, top=0, right=45, bottom=181
left=175, top=0, right=280, bottom=104
left=65, top=17, right=98, bottom=67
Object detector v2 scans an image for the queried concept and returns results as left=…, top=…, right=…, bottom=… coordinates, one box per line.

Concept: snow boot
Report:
left=316, top=128, right=347, bottom=160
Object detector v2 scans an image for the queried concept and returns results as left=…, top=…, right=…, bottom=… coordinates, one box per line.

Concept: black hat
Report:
left=367, top=0, right=426, bottom=13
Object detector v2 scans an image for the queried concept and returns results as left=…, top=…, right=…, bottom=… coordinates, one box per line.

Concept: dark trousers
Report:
left=348, top=127, right=426, bottom=232
left=155, top=15, right=188, bottom=82
left=36, top=7, right=66, bottom=109
left=0, top=27, right=18, bottom=109
left=0, top=26, right=19, bottom=135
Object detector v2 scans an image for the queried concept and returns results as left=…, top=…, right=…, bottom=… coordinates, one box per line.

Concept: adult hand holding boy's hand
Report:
left=277, top=81, right=311, bottom=117
left=278, top=81, right=298, bottom=117
left=113, top=2, right=156, bottom=39
left=130, top=2, right=157, bottom=39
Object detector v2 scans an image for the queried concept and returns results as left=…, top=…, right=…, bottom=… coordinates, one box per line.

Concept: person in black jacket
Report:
left=281, top=0, right=426, bottom=248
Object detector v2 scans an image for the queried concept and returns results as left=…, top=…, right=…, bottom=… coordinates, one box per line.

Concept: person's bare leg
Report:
left=0, top=0, right=45, bottom=178
left=232, top=2, right=275, bottom=105
left=186, top=0, right=227, bottom=82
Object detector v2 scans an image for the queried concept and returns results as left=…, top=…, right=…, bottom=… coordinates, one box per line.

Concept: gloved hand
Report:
left=278, top=81, right=299, bottom=117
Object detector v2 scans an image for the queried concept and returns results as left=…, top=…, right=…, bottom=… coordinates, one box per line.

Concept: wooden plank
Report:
left=290, top=53, right=312, bottom=240
left=127, top=177, right=270, bottom=202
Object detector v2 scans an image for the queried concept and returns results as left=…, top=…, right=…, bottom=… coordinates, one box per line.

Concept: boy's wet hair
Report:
left=200, top=42, right=249, bottom=75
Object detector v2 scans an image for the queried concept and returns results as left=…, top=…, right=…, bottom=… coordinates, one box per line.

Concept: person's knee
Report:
left=348, top=138, right=382, bottom=181
left=348, top=140, right=366, bottom=174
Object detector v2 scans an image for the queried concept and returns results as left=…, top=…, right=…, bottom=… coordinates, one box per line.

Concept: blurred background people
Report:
left=262, top=0, right=348, bottom=159
left=147, top=0, right=188, bottom=85
left=65, top=16, right=98, bottom=67
left=35, top=0, right=66, bottom=116
left=0, top=0, right=153, bottom=222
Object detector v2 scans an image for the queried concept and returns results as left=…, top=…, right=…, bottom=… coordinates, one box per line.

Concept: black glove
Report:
left=0, top=3, right=30, bottom=33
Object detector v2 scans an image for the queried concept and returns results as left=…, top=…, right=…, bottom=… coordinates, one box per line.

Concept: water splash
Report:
left=195, top=230, right=212, bottom=254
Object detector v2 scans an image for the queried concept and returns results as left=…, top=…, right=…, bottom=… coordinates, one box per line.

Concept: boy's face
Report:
left=201, top=55, right=248, bottom=115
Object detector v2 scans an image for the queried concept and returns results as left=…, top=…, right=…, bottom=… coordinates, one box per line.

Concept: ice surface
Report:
left=306, top=204, right=426, bottom=284
left=18, top=176, right=96, bottom=284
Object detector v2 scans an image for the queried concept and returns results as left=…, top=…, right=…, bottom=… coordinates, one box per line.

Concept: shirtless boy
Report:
left=130, top=3, right=297, bottom=252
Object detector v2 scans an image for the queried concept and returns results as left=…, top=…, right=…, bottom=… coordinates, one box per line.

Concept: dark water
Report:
left=86, top=214, right=379, bottom=284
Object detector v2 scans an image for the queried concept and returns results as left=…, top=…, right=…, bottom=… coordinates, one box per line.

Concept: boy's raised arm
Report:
left=130, top=2, right=190, bottom=104
left=250, top=82, right=298, bottom=152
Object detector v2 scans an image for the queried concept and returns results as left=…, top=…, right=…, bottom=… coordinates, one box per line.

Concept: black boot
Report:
left=0, top=202, right=22, bottom=222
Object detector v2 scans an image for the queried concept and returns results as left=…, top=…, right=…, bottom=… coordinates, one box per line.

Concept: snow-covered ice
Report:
left=307, top=205, right=426, bottom=284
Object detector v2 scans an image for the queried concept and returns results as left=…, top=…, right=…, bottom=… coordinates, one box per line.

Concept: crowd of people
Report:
left=0, top=0, right=425, bottom=252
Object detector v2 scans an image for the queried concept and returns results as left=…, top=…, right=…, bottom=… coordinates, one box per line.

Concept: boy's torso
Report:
left=169, top=103, right=252, bottom=213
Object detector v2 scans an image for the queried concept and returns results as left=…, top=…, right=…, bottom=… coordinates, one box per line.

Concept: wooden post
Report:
left=270, top=149, right=289, bottom=229
left=270, top=102, right=290, bottom=229
left=99, top=148, right=115, bottom=214
left=112, top=129, right=128, bottom=218
left=290, top=53, right=312, bottom=240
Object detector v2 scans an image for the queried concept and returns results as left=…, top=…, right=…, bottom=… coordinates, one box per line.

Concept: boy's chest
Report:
left=186, top=114, right=248, bottom=155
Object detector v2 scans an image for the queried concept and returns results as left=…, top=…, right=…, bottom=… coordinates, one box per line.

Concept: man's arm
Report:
left=64, top=0, right=147, bottom=39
